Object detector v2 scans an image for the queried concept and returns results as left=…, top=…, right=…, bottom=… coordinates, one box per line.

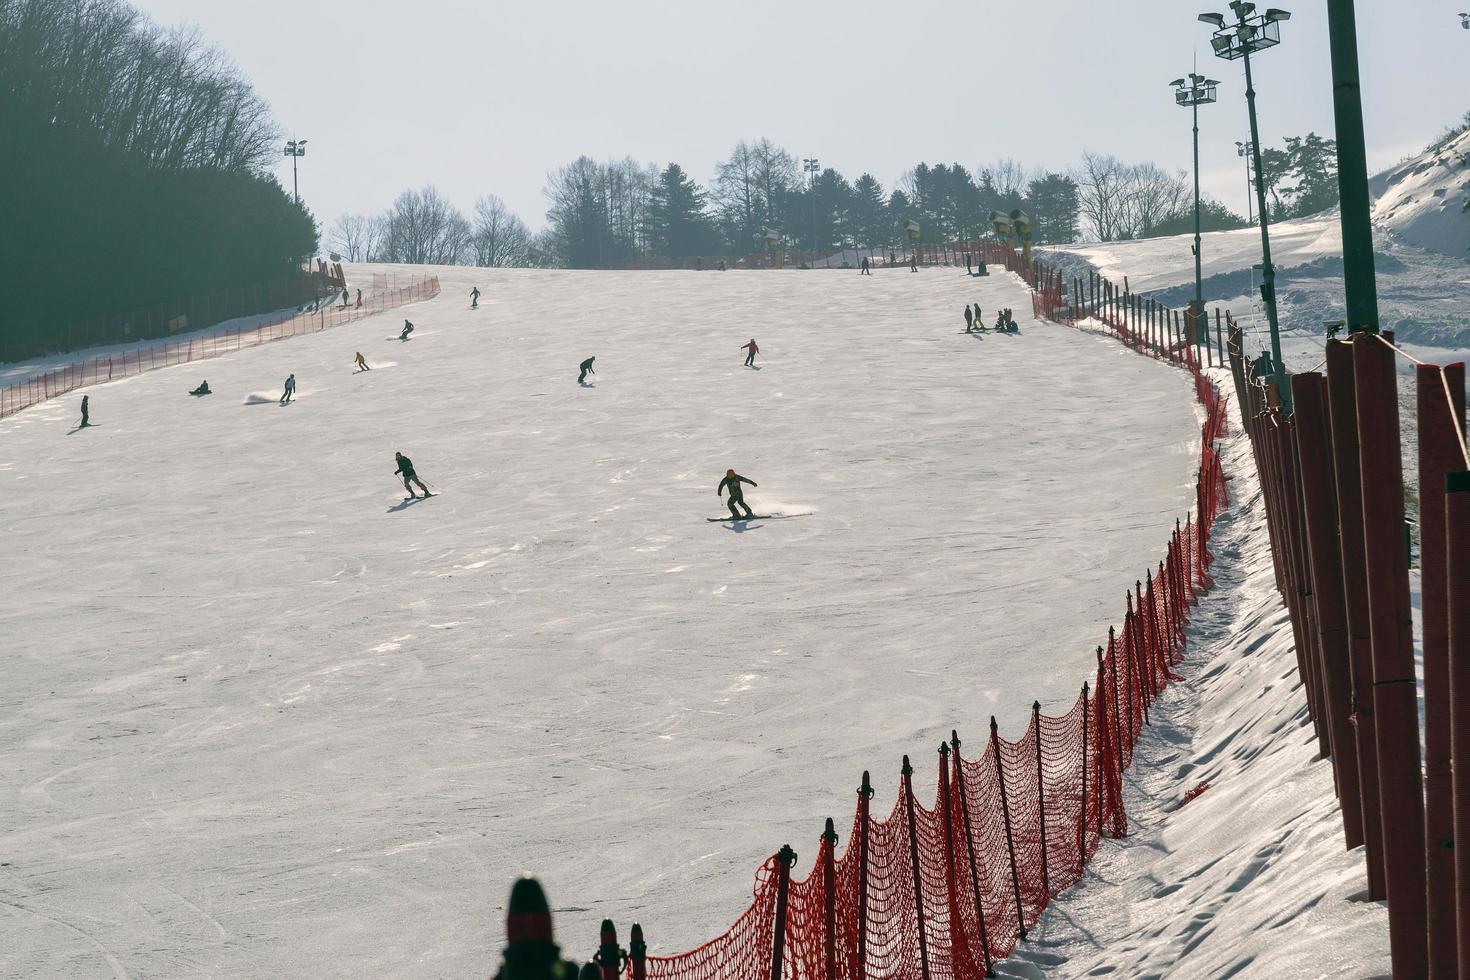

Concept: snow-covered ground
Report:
left=0, top=290, right=359, bottom=389
left=1007, top=369, right=1391, bottom=978
left=0, top=264, right=1202, bottom=975
left=1046, top=133, right=1470, bottom=370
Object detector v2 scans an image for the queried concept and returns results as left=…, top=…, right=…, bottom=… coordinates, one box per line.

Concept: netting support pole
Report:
left=1032, top=701, right=1051, bottom=895
left=1118, top=615, right=1136, bottom=742
left=857, top=771, right=873, bottom=972
left=1290, top=372, right=1364, bottom=850
left=1325, top=339, right=1387, bottom=898
left=951, top=732, right=996, bottom=977
left=1079, top=682, right=1091, bottom=864
left=1105, top=637, right=1124, bottom=793
left=1144, top=574, right=1167, bottom=713
left=821, top=818, right=838, bottom=980
left=1354, top=333, right=1427, bottom=977
left=1416, top=363, right=1467, bottom=976
left=770, top=844, right=796, bottom=980
left=901, top=755, right=933, bottom=980
left=1448, top=473, right=1470, bottom=979
left=991, top=717, right=1028, bottom=941
left=937, top=744, right=966, bottom=974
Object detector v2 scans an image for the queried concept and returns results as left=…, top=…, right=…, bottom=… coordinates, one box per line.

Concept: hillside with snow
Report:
left=0, top=265, right=1211, bottom=975
left=1046, top=130, right=1470, bottom=366
left=1371, top=127, right=1470, bottom=259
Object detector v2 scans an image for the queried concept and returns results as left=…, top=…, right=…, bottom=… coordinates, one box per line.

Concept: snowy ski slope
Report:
left=0, top=264, right=1200, bottom=975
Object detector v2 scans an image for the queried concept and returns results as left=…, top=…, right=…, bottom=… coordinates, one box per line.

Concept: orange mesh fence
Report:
left=0, top=275, right=440, bottom=420
left=622, top=258, right=1231, bottom=978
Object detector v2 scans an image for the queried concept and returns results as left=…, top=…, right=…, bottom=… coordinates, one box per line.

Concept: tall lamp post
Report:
left=1172, top=73, right=1218, bottom=351
left=1326, top=0, right=1380, bottom=336
left=284, top=139, right=308, bottom=206
left=1201, top=1, right=1291, bottom=413
left=1235, top=140, right=1255, bottom=225
left=802, top=157, right=820, bottom=264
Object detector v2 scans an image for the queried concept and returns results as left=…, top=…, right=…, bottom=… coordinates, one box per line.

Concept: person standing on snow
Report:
left=470, top=286, right=481, bottom=309
left=578, top=356, right=596, bottom=384
left=279, top=373, right=296, bottom=404
left=964, top=305, right=974, bottom=332
left=717, top=468, right=757, bottom=520
left=341, top=287, right=350, bottom=308
left=354, top=352, right=370, bottom=372
left=355, top=288, right=363, bottom=309
left=860, top=256, right=871, bottom=275
left=78, top=395, right=90, bottom=428
left=741, top=339, right=759, bottom=367
left=393, top=451, right=433, bottom=498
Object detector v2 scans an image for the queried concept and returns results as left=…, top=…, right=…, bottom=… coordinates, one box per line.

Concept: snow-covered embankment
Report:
left=1008, top=371, right=1391, bottom=978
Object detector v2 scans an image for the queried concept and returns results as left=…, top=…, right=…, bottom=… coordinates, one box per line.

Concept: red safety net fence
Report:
left=619, top=265, right=1231, bottom=980
left=0, top=274, right=439, bottom=420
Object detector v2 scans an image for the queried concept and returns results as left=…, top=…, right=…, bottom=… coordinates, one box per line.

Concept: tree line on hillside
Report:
left=337, top=132, right=1340, bottom=270
left=0, top=0, right=316, bottom=358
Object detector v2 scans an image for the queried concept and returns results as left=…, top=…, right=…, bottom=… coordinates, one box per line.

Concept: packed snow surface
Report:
left=1004, top=369, right=1390, bottom=977
left=0, top=265, right=1200, bottom=975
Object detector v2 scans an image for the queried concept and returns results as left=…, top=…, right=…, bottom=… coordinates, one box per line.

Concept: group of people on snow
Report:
left=963, top=304, right=1017, bottom=334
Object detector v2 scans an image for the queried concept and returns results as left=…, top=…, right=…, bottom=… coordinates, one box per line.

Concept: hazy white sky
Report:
left=130, top=0, right=1467, bottom=237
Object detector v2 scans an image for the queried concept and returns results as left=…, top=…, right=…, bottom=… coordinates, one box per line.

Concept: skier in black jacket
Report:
left=717, top=468, right=757, bottom=519
left=394, top=451, right=432, bottom=498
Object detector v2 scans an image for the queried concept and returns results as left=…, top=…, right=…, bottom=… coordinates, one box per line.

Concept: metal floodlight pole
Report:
left=1325, top=0, right=1380, bottom=335
left=803, top=157, right=820, bottom=261
left=283, top=139, right=308, bottom=206
left=1236, top=141, right=1255, bottom=225
left=1173, top=73, right=1217, bottom=344
left=1203, top=2, right=1291, bottom=413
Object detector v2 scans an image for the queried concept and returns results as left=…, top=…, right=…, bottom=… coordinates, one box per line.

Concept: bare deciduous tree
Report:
left=469, top=195, right=532, bottom=267
left=330, top=213, right=384, bottom=262
left=1123, top=162, right=1191, bottom=239
left=1075, top=152, right=1129, bottom=242
left=377, top=186, right=470, bottom=265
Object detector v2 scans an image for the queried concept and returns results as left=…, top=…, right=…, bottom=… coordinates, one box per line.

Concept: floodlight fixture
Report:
left=1201, top=1, right=1290, bottom=411
left=1173, top=71, right=1217, bottom=334
left=283, top=138, right=308, bottom=205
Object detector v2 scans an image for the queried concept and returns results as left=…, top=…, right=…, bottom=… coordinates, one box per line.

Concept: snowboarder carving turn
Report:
left=470, top=286, right=480, bottom=309
left=717, top=468, right=757, bottom=520
left=400, top=320, right=415, bottom=341
left=394, top=451, right=433, bottom=499
left=578, top=356, right=596, bottom=384
left=354, top=352, right=370, bottom=372
left=741, top=339, right=759, bottom=368
left=279, top=374, right=296, bottom=404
